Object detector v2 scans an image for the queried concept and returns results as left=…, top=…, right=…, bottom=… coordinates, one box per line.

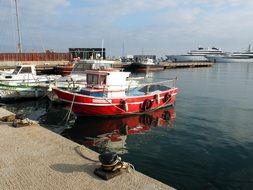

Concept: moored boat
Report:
left=125, top=58, right=164, bottom=72
left=0, top=84, right=48, bottom=100
left=52, top=69, right=178, bottom=116
left=54, top=59, right=117, bottom=89
left=0, top=65, right=60, bottom=100
left=54, top=63, right=74, bottom=76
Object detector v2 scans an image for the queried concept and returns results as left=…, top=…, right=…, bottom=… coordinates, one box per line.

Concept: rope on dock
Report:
left=74, top=146, right=99, bottom=162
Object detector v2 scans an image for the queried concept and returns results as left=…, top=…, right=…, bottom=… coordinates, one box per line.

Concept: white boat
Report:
left=206, top=45, right=253, bottom=63
left=166, top=47, right=224, bottom=62
left=0, top=65, right=60, bottom=100
left=54, top=59, right=117, bottom=90
left=47, top=59, right=123, bottom=101
left=0, top=84, right=48, bottom=100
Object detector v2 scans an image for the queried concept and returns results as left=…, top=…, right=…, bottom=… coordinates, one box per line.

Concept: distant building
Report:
left=69, top=48, right=106, bottom=60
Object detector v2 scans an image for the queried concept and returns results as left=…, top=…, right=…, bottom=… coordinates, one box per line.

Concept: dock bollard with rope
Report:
left=94, top=152, right=134, bottom=180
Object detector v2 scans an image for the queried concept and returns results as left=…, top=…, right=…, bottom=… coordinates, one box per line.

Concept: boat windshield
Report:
left=20, top=67, right=32, bottom=73
left=12, top=66, right=22, bottom=75
left=71, top=62, right=92, bottom=74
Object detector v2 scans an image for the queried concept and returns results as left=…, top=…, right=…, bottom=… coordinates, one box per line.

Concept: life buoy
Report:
left=163, top=93, right=171, bottom=103
left=141, top=99, right=153, bottom=111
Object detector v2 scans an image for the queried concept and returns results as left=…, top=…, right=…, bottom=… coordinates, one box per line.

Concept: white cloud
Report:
left=1, top=0, right=253, bottom=55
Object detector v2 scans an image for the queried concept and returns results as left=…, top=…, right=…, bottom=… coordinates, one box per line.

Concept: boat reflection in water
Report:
left=61, top=106, right=176, bottom=154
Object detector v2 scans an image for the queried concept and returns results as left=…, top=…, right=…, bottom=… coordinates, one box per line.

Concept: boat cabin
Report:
left=2, top=65, right=37, bottom=80
left=11, top=65, right=36, bottom=75
left=80, top=70, right=131, bottom=98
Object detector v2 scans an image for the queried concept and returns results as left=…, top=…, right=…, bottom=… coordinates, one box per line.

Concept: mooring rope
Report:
left=66, top=92, right=76, bottom=122
left=103, top=98, right=127, bottom=113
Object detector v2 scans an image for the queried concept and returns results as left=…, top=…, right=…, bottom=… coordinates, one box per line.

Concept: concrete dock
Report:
left=160, top=61, right=213, bottom=69
left=0, top=108, right=174, bottom=190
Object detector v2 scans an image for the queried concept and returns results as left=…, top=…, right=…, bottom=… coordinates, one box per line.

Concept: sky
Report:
left=0, top=0, right=253, bottom=57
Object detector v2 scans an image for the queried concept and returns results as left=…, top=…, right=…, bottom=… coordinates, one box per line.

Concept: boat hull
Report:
left=125, top=63, right=164, bottom=72
left=206, top=56, right=253, bottom=63
left=54, top=64, right=74, bottom=76
left=0, top=84, right=47, bottom=100
left=52, top=87, right=178, bottom=116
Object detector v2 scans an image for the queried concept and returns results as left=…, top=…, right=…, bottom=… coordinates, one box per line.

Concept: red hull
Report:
left=52, top=87, right=178, bottom=116
left=55, top=64, right=74, bottom=76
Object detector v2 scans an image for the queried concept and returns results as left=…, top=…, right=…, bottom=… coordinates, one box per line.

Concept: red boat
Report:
left=52, top=69, right=178, bottom=116
left=54, top=64, right=74, bottom=76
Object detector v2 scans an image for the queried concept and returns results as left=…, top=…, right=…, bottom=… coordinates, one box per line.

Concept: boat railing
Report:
left=86, top=77, right=177, bottom=95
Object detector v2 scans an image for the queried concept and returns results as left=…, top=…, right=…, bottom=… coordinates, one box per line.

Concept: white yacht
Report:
left=166, top=47, right=224, bottom=62
left=206, top=45, right=253, bottom=63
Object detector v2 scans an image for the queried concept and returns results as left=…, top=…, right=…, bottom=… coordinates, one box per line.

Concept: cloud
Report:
left=1, top=0, right=253, bottom=55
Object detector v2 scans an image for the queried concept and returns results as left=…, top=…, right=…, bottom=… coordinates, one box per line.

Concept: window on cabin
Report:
left=99, top=75, right=106, bottom=85
left=87, top=74, right=106, bottom=85
left=73, top=63, right=84, bottom=73
left=87, top=74, right=98, bottom=84
left=87, top=74, right=93, bottom=84
left=20, top=67, right=32, bottom=73
left=93, top=75, right=98, bottom=84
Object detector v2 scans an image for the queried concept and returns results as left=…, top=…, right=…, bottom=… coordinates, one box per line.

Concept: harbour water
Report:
left=3, top=62, right=253, bottom=189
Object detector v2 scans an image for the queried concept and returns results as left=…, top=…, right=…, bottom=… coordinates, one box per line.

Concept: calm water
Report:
left=3, top=63, right=253, bottom=189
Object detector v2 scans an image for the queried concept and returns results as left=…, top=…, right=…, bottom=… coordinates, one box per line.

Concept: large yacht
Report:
left=205, top=45, right=253, bottom=63
left=166, top=46, right=224, bottom=62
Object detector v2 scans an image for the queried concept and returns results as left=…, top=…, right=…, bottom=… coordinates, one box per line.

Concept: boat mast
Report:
left=122, top=41, right=125, bottom=58
left=101, top=39, right=104, bottom=60
left=14, top=0, right=22, bottom=53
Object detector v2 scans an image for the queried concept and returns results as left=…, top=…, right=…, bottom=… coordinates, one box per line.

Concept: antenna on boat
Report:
left=101, top=39, right=104, bottom=60
left=248, top=44, right=251, bottom=52
left=14, top=0, right=22, bottom=53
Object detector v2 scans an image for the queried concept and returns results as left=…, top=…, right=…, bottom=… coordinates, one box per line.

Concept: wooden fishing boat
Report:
left=52, top=69, right=178, bottom=116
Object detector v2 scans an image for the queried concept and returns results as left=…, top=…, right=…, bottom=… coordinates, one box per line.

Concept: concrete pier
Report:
left=0, top=108, right=174, bottom=190
left=160, top=61, right=213, bottom=69
left=111, top=61, right=213, bottom=70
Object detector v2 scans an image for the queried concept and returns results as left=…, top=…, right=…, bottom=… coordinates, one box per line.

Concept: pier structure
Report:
left=160, top=61, right=213, bottom=69
left=111, top=61, right=213, bottom=70
left=0, top=108, right=174, bottom=190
